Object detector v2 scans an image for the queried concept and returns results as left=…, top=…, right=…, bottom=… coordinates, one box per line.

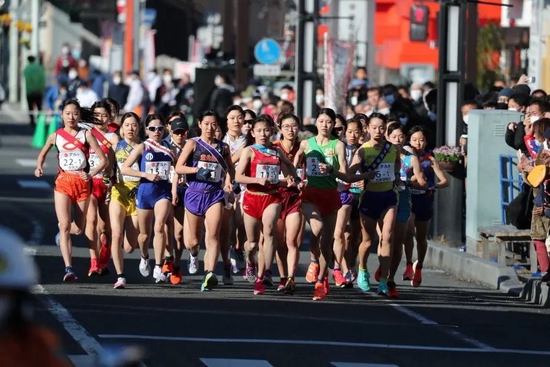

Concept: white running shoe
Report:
left=139, top=256, right=151, bottom=277
left=188, top=253, right=198, bottom=275
left=229, top=247, right=239, bottom=274
left=153, top=265, right=167, bottom=283
left=114, top=277, right=126, bottom=289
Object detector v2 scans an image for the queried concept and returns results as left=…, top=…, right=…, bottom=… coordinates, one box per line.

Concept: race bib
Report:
left=306, top=157, right=328, bottom=177
left=296, top=168, right=304, bottom=178
left=59, top=151, right=86, bottom=171
left=371, top=163, right=395, bottom=183
left=118, top=161, right=140, bottom=182
left=145, top=161, right=170, bottom=180
left=197, top=160, right=222, bottom=182
left=256, top=164, right=280, bottom=183
left=89, top=153, right=100, bottom=171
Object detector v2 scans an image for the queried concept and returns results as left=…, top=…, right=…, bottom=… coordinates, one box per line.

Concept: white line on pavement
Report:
left=33, top=285, right=105, bottom=356
left=388, top=303, right=495, bottom=350
left=16, top=159, right=46, bottom=167
left=17, top=179, right=51, bottom=189
left=201, top=359, right=274, bottom=367
left=97, top=335, right=550, bottom=356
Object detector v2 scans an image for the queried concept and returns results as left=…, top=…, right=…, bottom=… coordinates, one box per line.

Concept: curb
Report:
left=520, top=278, right=550, bottom=307
left=425, top=240, right=524, bottom=294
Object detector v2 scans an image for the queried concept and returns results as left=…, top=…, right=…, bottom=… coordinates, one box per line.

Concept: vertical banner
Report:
left=325, top=37, right=355, bottom=114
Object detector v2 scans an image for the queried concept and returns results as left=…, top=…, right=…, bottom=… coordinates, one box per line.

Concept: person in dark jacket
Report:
left=505, top=93, right=530, bottom=154
left=107, top=71, right=129, bottom=109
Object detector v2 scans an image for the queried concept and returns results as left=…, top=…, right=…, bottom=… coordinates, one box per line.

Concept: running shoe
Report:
left=139, top=256, right=151, bottom=277
left=170, top=266, right=182, bottom=285
left=253, top=279, right=265, bottom=295
left=98, top=235, right=111, bottom=273
left=343, top=271, right=354, bottom=288
left=378, top=279, right=389, bottom=296
left=323, top=275, right=330, bottom=295
left=188, top=253, right=198, bottom=275
left=114, top=277, right=126, bottom=289
left=411, top=261, right=422, bottom=287
left=162, top=258, right=174, bottom=275
left=374, top=265, right=381, bottom=282
left=305, top=261, right=319, bottom=283
left=357, top=268, right=371, bottom=292
left=402, top=263, right=414, bottom=281
left=388, top=281, right=399, bottom=298
left=229, top=247, right=239, bottom=274
left=236, top=248, right=246, bottom=270
left=312, top=281, right=326, bottom=301
left=153, top=265, right=167, bottom=283
left=223, top=266, right=234, bottom=285
left=201, top=271, right=219, bottom=291
left=333, top=269, right=346, bottom=287
left=283, top=277, right=296, bottom=295
left=261, top=271, right=273, bottom=287
left=277, top=277, right=288, bottom=291
left=88, top=258, right=100, bottom=277
left=244, top=262, right=257, bottom=283
left=55, top=232, right=60, bottom=247
left=63, top=267, right=77, bottom=282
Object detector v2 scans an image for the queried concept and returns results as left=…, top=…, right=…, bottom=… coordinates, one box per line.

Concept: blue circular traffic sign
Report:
left=254, top=38, right=281, bottom=65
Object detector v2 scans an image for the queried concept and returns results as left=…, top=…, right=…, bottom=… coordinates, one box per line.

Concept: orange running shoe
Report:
left=98, top=234, right=111, bottom=272
left=305, top=261, right=319, bottom=283
left=411, top=261, right=422, bottom=287
left=88, top=258, right=100, bottom=277
left=402, top=263, right=414, bottom=281
left=312, top=281, right=326, bottom=301
left=162, top=258, right=174, bottom=275
left=388, top=281, right=399, bottom=298
left=170, top=266, right=182, bottom=285
left=277, top=277, right=287, bottom=291
left=323, top=275, right=330, bottom=295
left=333, top=269, right=346, bottom=287
left=374, top=265, right=381, bottom=282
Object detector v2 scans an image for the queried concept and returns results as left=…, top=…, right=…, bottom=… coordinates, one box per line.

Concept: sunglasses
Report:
left=243, top=120, right=254, bottom=125
left=147, top=126, right=165, bottom=132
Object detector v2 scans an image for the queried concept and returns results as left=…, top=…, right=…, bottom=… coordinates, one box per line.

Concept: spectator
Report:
left=107, top=71, right=129, bottom=109
left=90, top=69, right=106, bottom=99
left=348, top=66, right=371, bottom=90
left=23, top=55, right=46, bottom=127
left=505, top=93, right=530, bottom=154
left=207, top=74, right=234, bottom=116
left=44, top=83, right=68, bottom=114
left=66, top=67, right=80, bottom=99
left=122, top=71, right=146, bottom=119
left=55, top=43, right=78, bottom=81
left=77, top=58, right=90, bottom=81
left=532, top=89, right=548, bottom=99
left=154, top=69, right=178, bottom=118
left=498, top=88, right=514, bottom=104
left=175, top=73, right=194, bottom=113
left=75, top=81, right=99, bottom=108
left=461, top=100, right=479, bottom=134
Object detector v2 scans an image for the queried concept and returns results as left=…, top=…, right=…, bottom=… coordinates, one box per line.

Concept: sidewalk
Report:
left=0, top=102, right=30, bottom=125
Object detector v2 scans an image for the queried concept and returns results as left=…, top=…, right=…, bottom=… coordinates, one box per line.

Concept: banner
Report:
left=324, top=38, right=355, bottom=114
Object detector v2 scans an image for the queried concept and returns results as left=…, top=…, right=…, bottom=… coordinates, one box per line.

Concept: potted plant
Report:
left=433, top=145, right=462, bottom=172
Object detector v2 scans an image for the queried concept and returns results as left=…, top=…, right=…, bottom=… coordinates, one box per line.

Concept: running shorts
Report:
left=359, top=189, right=398, bottom=220
left=91, top=177, right=109, bottom=203
left=242, top=190, right=282, bottom=220
left=396, top=188, right=411, bottom=223
left=184, top=187, right=225, bottom=217
left=54, top=172, right=91, bottom=203
left=111, top=183, right=138, bottom=217
left=279, top=189, right=302, bottom=221
left=411, top=191, right=435, bottom=222
left=136, top=181, right=172, bottom=210
left=302, top=186, right=341, bottom=217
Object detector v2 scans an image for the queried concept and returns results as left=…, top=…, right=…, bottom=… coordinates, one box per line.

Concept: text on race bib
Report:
left=256, top=164, right=280, bottom=183
left=306, top=157, right=328, bottom=177
left=60, top=151, right=86, bottom=171
left=197, top=160, right=223, bottom=182
left=145, top=161, right=170, bottom=181
left=118, top=161, right=140, bottom=182
left=371, top=163, right=395, bottom=183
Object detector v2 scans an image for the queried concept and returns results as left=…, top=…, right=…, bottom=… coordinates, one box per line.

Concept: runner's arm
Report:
left=223, top=143, right=235, bottom=183
left=293, top=140, right=308, bottom=167
left=410, top=155, right=427, bottom=188
left=431, top=157, right=449, bottom=188
left=35, top=133, right=56, bottom=177
left=235, top=147, right=259, bottom=185
left=120, top=143, right=146, bottom=178
left=175, top=139, right=199, bottom=175
left=277, top=147, right=299, bottom=180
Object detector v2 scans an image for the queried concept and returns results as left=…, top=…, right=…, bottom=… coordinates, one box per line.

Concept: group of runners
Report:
left=34, top=99, right=448, bottom=300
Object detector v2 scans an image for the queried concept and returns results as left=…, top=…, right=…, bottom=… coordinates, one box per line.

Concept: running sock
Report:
left=155, top=264, right=161, bottom=268
left=164, top=255, right=174, bottom=261
left=406, top=261, right=413, bottom=266
left=415, top=263, right=423, bottom=270
left=141, top=255, right=149, bottom=260
left=334, top=267, right=341, bottom=271
left=117, top=273, right=125, bottom=278
left=317, top=277, right=324, bottom=283
left=310, top=259, right=319, bottom=263
left=65, top=266, right=73, bottom=272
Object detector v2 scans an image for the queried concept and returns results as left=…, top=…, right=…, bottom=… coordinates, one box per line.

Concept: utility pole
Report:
left=464, top=2, right=478, bottom=84
left=235, top=0, right=249, bottom=91
left=30, top=0, right=40, bottom=59
left=8, top=0, right=19, bottom=103
left=124, top=0, right=134, bottom=73
left=295, top=0, right=319, bottom=121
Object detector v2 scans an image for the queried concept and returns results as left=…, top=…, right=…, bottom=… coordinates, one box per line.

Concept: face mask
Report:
left=59, top=90, right=67, bottom=97
left=531, top=115, right=540, bottom=123
left=400, top=117, right=408, bottom=125
left=163, top=75, right=172, bottom=84
left=125, top=78, right=132, bottom=85
left=428, top=111, right=437, bottom=122
left=234, top=99, right=242, bottom=106
left=508, top=107, right=518, bottom=112
left=497, top=102, right=508, bottom=110
left=346, top=113, right=354, bottom=119
left=316, top=94, right=325, bottom=105
left=72, top=50, right=81, bottom=59
left=410, top=90, right=422, bottom=101
left=379, top=108, right=390, bottom=115
left=350, top=96, right=358, bottom=106
left=113, top=77, right=121, bottom=85
left=463, top=115, right=469, bottom=125
left=61, top=47, right=69, bottom=55
left=214, top=77, right=223, bottom=87
left=280, top=93, right=289, bottom=101
left=0, top=296, right=13, bottom=328
left=535, top=140, right=542, bottom=147
left=253, top=100, right=263, bottom=110
left=68, top=70, right=78, bottom=80
left=384, top=94, right=395, bottom=105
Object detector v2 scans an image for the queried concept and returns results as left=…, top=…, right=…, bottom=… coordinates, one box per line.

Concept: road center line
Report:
left=97, top=334, right=550, bottom=356
left=388, top=303, right=495, bottom=350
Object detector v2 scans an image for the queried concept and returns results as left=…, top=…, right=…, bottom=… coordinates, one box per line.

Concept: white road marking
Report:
left=389, top=303, right=495, bottom=350
left=201, top=359, right=274, bottom=367
left=16, top=158, right=46, bottom=167
left=33, top=285, right=105, bottom=356
left=97, top=335, right=550, bottom=356
left=17, top=179, right=51, bottom=189
left=26, top=219, right=44, bottom=247
left=23, top=246, right=37, bottom=255
left=332, top=364, right=399, bottom=367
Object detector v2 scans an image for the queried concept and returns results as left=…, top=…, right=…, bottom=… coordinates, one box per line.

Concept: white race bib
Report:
left=256, top=164, right=280, bottom=184
left=197, top=160, right=222, bottom=182
left=59, top=151, right=86, bottom=171
left=89, top=153, right=100, bottom=170
left=118, top=161, right=140, bottom=182
left=372, top=163, right=395, bottom=183
left=306, top=157, right=328, bottom=177
left=145, top=161, right=170, bottom=180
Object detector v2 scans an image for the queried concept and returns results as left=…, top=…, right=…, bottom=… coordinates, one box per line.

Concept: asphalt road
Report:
left=2, top=112, right=550, bottom=367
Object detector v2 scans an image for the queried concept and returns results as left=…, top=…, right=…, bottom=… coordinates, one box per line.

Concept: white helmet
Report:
left=0, top=227, right=39, bottom=289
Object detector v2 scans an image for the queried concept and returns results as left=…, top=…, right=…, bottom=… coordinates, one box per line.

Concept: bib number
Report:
left=256, top=164, right=280, bottom=184
left=197, top=160, right=222, bottom=182
left=372, top=163, right=395, bottom=183
left=306, top=157, right=328, bottom=177
left=118, top=161, right=140, bottom=182
left=145, top=161, right=170, bottom=181
left=60, top=151, right=86, bottom=171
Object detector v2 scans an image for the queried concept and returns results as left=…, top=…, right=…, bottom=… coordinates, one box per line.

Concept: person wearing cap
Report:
left=162, top=113, right=190, bottom=284
left=0, top=227, right=72, bottom=366
left=497, top=88, right=514, bottom=104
